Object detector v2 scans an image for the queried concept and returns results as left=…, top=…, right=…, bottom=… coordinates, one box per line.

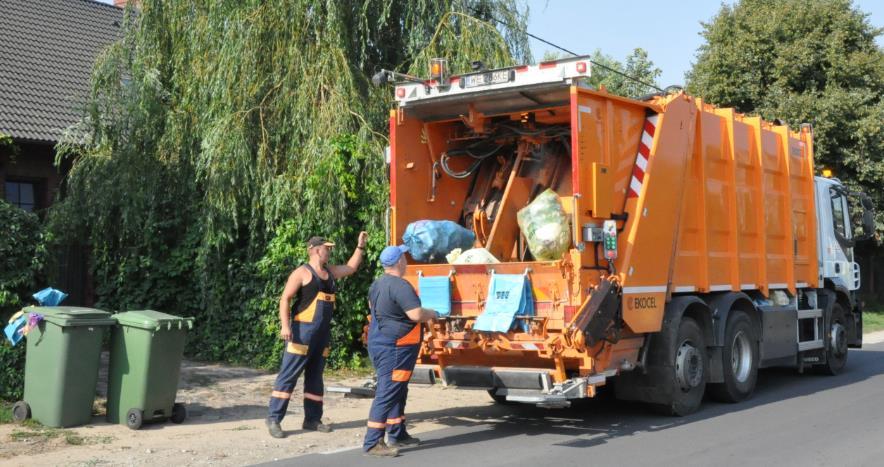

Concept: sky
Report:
left=95, top=0, right=882, bottom=87
left=525, top=0, right=884, bottom=87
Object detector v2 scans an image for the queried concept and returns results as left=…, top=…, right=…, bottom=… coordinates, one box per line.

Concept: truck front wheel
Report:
left=820, top=303, right=849, bottom=375
left=709, top=310, right=758, bottom=402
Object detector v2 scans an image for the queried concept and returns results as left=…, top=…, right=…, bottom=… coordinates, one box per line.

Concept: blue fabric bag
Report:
left=4, top=314, right=27, bottom=346
left=418, top=275, right=451, bottom=317
left=403, top=220, right=476, bottom=263
left=33, top=287, right=68, bottom=306
left=473, top=274, right=534, bottom=333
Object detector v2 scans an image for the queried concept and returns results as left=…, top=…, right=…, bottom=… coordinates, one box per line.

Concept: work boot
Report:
left=388, top=434, right=421, bottom=448
left=302, top=420, right=333, bottom=433
left=266, top=418, right=285, bottom=439
left=365, top=440, right=399, bottom=457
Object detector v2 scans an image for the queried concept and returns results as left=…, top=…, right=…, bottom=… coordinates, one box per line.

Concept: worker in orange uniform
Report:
left=362, top=244, right=438, bottom=457
left=266, top=232, right=368, bottom=439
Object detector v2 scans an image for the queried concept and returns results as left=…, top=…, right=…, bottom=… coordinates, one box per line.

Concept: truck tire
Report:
left=709, top=310, right=758, bottom=402
left=652, top=317, right=707, bottom=416
left=820, top=303, right=849, bottom=375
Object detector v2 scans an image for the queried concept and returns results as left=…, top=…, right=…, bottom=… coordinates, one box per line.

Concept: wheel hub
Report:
left=675, top=342, right=703, bottom=391
left=731, top=330, right=753, bottom=383
left=831, top=322, right=847, bottom=357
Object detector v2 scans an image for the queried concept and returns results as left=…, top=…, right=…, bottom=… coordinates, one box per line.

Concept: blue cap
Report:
left=379, top=245, right=409, bottom=267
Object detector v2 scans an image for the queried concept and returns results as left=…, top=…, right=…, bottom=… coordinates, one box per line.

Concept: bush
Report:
left=0, top=200, right=47, bottom=400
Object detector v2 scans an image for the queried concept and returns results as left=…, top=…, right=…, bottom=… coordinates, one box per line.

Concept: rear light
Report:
left=396, top=87, right=405, bottom=98
left=576, top=62, right=587, bottom=73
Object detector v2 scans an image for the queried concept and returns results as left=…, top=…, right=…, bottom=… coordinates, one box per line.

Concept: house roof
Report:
left=0, top=0, right=123, bottom=143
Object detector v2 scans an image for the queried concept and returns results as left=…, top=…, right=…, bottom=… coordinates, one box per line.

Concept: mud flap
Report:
left=571, top=277, right=621, bottom=346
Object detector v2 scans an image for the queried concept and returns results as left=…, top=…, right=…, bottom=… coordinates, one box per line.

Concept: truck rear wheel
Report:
left=652, top=317, right=707, bottom=416
left=709, top=310, right=758, bottom=402
left=820, top=303, right=848, bottom=375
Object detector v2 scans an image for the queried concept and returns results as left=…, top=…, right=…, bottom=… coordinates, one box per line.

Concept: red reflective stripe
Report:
left=632, top=165, right=645, bottom=183
left=644, top=119, right=656, bottom=136
left=638, top=141, right=650, bottom=158
left=304, top=392, right=323, bottom=402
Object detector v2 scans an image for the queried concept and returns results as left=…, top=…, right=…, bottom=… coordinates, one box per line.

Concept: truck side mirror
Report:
left=860, top=193, right=876, bottom=239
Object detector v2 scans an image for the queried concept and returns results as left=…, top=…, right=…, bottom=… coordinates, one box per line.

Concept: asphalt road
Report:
left=263, top=341, right=884, bottom=467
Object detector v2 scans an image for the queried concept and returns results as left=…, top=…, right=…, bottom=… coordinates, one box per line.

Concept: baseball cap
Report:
left=306, top=236, right=335, bottom=248
left=379, top=245, right=409, bottom=267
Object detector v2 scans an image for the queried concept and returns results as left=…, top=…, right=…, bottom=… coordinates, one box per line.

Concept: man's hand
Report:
left=357, top=231, right=368, bottom=249
left=280, top=324, right=292, bottom=341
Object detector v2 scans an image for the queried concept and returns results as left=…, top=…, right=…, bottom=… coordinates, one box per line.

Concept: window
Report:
left=5, top=181, right=36, bottom=212
left=830, top=189, right=847, bottom=239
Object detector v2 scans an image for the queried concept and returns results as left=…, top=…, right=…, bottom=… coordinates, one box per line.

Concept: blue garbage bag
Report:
left=419, top=275, right=451, bottom=317
left=33, top=287, right=68, bottom=306
left=473, top=274, right=534, bottom=333
left=4, top=312, right=27, bottom=346
left=403, top=220, right=475, bottom=263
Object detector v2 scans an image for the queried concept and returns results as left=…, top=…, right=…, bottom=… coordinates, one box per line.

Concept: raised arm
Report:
left=328, top=231, right=368, bottom=279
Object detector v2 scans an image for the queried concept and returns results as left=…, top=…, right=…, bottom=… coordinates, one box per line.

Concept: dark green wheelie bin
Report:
left=106, top=310, right=193, bottom=429
left=12, top=306, right=115, bottom=427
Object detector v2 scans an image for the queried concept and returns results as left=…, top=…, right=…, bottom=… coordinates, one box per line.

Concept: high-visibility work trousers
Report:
left=268, top=293, right=334, bottom=424
left=362, top=337, right=419, bottom=450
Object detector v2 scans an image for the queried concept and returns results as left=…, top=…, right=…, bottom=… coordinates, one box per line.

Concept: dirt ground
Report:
left=0, top=354, right=494, bottom=466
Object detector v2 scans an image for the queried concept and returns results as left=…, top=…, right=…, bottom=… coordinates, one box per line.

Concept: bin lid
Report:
left=113, top=310, right=194, bottom=331
left=24, top=306, right=113, bottom=326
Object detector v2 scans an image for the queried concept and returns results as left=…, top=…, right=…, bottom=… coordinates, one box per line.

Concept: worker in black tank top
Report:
left=266, top=232, right=368, bottom=439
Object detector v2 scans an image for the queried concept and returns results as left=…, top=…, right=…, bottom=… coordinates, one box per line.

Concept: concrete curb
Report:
left=863, top=330, right=884, bottom=344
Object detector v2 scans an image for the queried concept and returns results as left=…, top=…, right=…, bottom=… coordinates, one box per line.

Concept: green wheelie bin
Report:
left=106, top=310, right=193, bottom=429
left=12, top=306, right=115, bottom=427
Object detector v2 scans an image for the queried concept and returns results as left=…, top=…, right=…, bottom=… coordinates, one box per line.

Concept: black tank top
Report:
left=294, top=264, right=337, bottom=314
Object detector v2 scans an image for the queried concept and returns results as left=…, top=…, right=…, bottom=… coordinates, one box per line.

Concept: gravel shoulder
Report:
left=0, top=355, right=492, bottom=466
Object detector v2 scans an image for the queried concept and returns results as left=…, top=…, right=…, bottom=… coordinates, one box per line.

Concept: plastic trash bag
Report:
left=33, top=287, right=68, bottom=306
left=516, top=189, right=570, bottom=261
left=403, top=220, right=476, bottom=263
left=418, top=275, right=451, bottom=317
left=448, top=247, right=500, bottom=265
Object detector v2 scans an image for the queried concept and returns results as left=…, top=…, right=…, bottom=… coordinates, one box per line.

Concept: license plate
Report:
left=463, top=70, right=513, bottom=88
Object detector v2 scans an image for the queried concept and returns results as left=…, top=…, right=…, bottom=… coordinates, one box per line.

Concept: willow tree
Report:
left=52, top=0, right=531, bottom=368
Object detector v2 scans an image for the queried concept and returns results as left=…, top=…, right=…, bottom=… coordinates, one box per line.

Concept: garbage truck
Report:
left=369, top=56, right=876, bottom=415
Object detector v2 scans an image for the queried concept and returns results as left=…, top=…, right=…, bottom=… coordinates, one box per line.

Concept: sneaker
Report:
left=365, top=440, right=399, bottom=457
left=388, top=434, right=421, bottom=448
left=265, top=418, right=285, bottom=439
left=302, top=420, right=333, bottom=433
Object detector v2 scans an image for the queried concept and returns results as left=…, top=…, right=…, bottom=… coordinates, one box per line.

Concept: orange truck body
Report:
left=381, top=56, right=862, bottom=409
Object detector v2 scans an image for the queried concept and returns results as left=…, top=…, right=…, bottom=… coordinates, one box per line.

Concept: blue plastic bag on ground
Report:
left=418, top=275, right=451, bottom=317
left=473, top=274, right=534, bottom=333
left=403, top=220, right=476, bottom=263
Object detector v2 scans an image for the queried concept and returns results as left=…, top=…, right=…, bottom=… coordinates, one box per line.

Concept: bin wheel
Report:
left=170, top=403, right=186, bottom=424
left=126, top=409, right=144, bottom=430
left=12, top=401, right=30, bottom=423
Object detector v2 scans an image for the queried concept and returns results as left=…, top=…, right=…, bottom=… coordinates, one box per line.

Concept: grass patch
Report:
left=0, top=401, right=12, bottom=424
left=328, top=366, right=374, bottom=379
left=10, top=426, right=65, bottom=442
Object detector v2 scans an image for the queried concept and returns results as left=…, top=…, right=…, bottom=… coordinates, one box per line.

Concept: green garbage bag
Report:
left=517, top=189, right=570, bottom=261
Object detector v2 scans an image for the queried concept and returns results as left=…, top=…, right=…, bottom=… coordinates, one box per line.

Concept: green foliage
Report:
left=49, top=0, right=530, bottom=369
left=687, top=0, right=884, bottom=234
left=588, top=48, right=662, bottom=98
left=0, top=200, right=46, bottom=401
left=540, top=48, right=662, bottom=98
